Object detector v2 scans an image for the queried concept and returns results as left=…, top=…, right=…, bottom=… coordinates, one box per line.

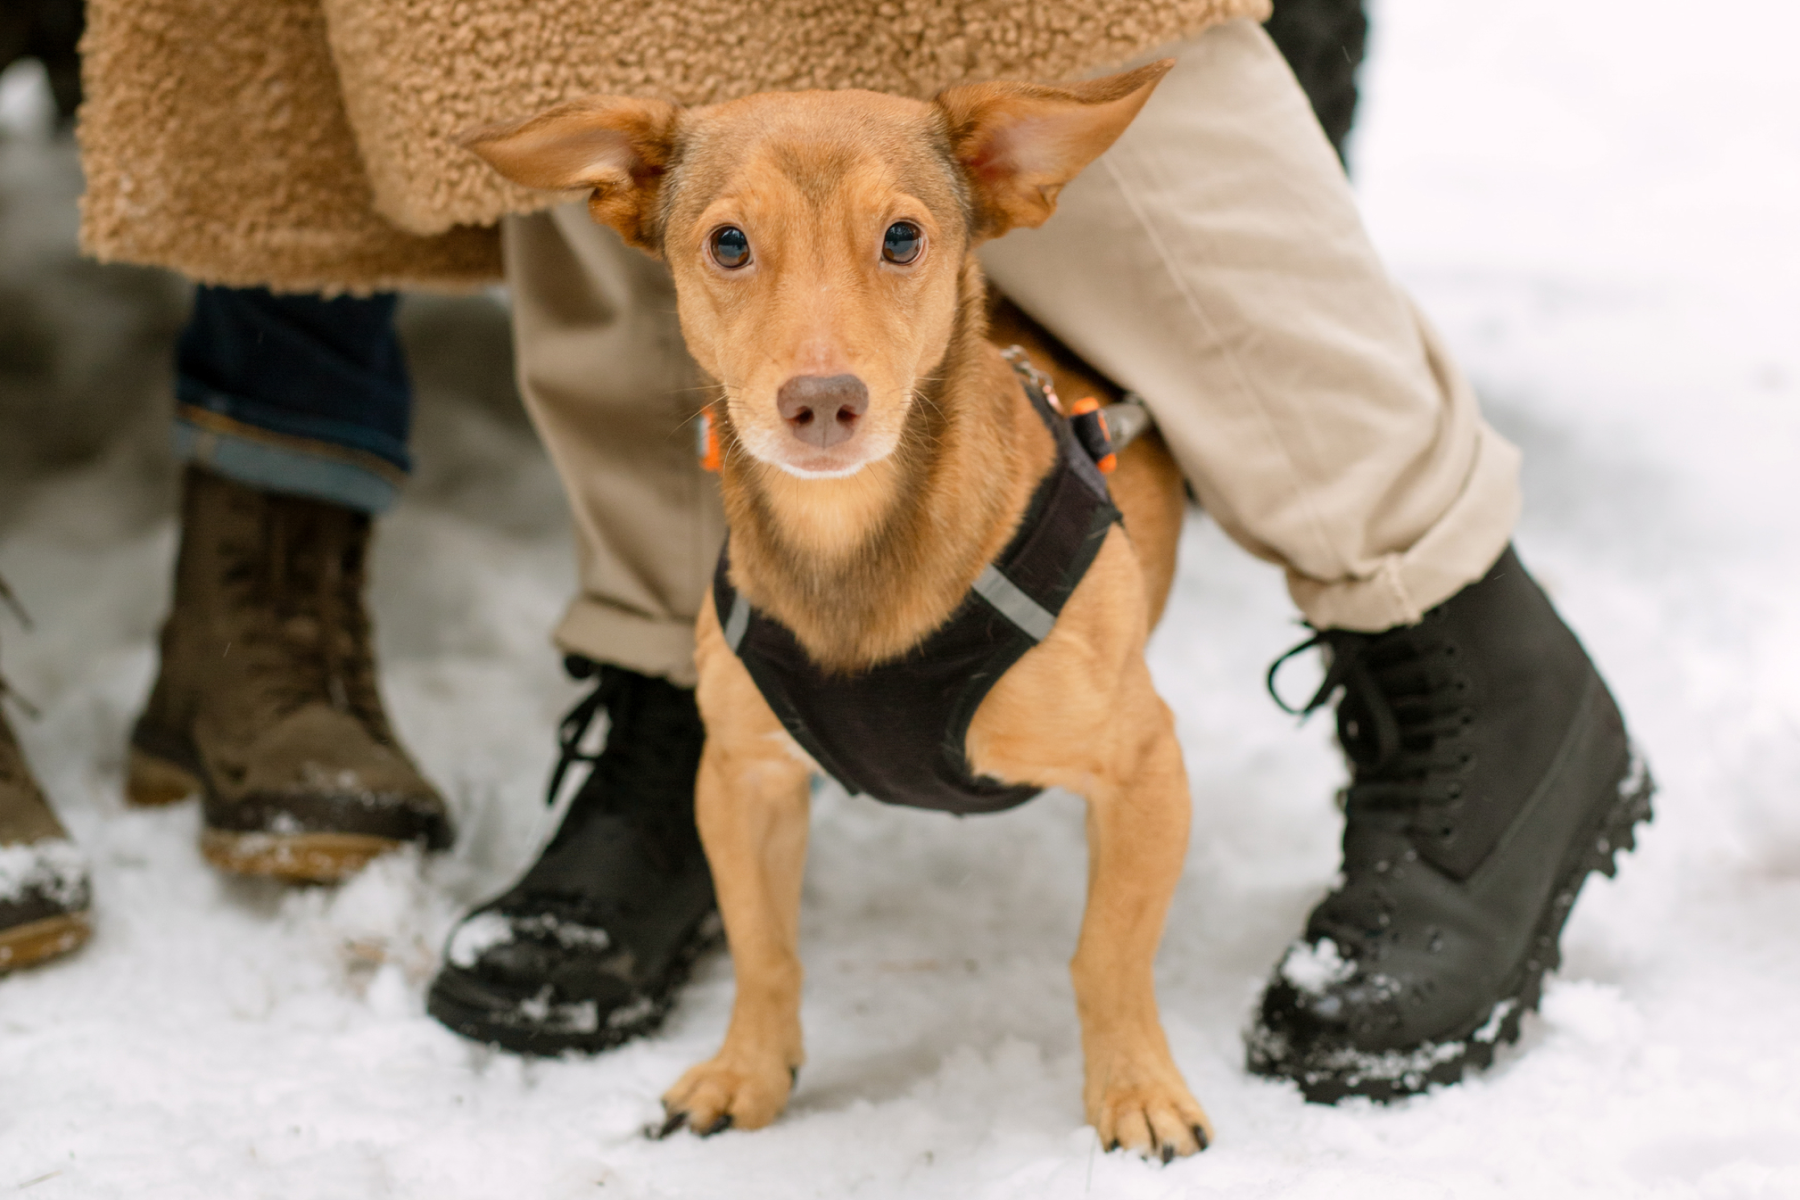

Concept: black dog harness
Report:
left=711, top=356, right=1125, bottom=815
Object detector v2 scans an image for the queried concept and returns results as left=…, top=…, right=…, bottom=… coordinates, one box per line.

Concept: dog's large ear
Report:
left=935, top=61, right=1172, bottom=242
left=462, top=97, right=680, bottom=252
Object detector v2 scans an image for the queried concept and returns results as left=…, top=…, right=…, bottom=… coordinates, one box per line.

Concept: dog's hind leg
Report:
left=662, top=617, right=812, bottom=1136
left=1071, top=664, right=1211, bottom=1160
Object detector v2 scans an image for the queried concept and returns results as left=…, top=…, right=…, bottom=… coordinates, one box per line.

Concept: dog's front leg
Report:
left=1074, top=672, right=1210, bottom=1161
left=660, top=695, right=811, bottom=1136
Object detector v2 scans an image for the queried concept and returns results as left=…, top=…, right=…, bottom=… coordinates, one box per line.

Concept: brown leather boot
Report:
left=1, top=698, right=91, bottom=972
left=127, top=467, right=453, bottom=881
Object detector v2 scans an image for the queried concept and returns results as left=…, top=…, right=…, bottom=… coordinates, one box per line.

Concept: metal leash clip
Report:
left=1000, top=346, right=1154, bottom=474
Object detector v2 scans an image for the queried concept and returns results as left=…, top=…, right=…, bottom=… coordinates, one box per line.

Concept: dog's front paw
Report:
left=658, top=1054, right=795, bottom=1138
left=1091, top=1076, right=1212, bottom=1163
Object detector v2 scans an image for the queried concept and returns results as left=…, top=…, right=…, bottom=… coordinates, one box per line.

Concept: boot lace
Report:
left=1268, top=620, right=1476, bottom=945
left=544, top=656, right=705, bottom=874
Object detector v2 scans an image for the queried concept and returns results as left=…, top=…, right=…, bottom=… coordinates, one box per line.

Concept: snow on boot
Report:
left=1247, top=545, right=1654, bottom=1102
left=127, top=467, right=452, bottom=882
left=1, top=598, right=90, bottom=971
left=428, top=659, right=718, bottom=1055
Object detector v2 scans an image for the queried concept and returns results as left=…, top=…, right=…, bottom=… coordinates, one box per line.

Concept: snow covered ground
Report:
left=2, top=1, right=1798, bottom=1194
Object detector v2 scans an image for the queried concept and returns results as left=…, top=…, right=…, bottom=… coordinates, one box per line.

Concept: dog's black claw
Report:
left=1106, top=1139, right=1120, bottom=1153
left=699, top=1113, right=734, bottom=1138
left=653, top=1110, right=689, bottom=1140
left=789, top=1066, right=800, bottom=1087
left=1160, top=1142, right=1175, bottom=1165
left=1192, top=1124, right=1210, bottom=1153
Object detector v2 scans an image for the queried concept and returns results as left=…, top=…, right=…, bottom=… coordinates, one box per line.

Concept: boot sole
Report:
left=1279, top=748, right=1656, bottom=1104
left=426, top=913, right=724, bottom=1056
left=200, top=829, right=406, bottom=883
left=134, top=742, right=429, bottom=880
left=0, top=911, right=91, bottom=973
left=126, top=746, right=203, bottom=807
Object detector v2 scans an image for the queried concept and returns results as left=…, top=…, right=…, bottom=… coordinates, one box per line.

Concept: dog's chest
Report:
left=715, top=405, right=1118, bottom=815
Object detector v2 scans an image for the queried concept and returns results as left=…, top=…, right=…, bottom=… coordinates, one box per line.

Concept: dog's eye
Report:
left=710, top=226, right=751, bottom=269
left=882, top=221, right=923, bottom=265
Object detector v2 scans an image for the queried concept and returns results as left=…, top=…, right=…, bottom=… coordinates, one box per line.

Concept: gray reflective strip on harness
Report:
left=971, top=565, right=1055, bottom=642
left=723, top=591, right=752, bottom=652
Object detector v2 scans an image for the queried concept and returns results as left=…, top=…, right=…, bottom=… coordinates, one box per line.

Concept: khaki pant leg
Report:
left=503, top=204, right=724, bottom=686
left=979, top=19, right=1521, bottom=631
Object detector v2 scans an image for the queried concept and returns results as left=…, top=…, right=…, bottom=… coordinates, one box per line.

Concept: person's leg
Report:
left=982, top=20, right=1517, bottom=631
left=493, top=205, right=725, bottom=687
left=128, top=285, right=452, bottom=882
left=982, top=20, right=1651, bottom=1102
left=427, top=205, right=721, bottom=1053
left=171, top=286, right=413, bottom=514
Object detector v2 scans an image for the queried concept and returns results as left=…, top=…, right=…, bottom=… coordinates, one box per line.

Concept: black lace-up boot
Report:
left=427, top=658, right=718, bottom=1055
left=1246, top=545, right=1653, bottom=1102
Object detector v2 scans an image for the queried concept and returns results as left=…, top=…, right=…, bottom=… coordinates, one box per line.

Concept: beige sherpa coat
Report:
left=78, top=0, right=1269, bottom=292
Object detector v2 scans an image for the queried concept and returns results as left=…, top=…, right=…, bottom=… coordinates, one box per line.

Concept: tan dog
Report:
left=468, top=62, right=1211, bottom=1159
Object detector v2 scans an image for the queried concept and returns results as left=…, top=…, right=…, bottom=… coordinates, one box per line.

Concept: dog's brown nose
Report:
left=777, top=374, right=868, bottom=449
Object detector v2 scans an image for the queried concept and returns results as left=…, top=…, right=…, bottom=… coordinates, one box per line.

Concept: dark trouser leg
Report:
left=1264, top=0, right=1368, bottom=165
left=172, top=286, right=413, bottom=515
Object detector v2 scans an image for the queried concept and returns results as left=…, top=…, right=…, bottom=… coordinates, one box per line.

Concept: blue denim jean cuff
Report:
left=170, top=404, right=404, bottom=514
left=173, top=286, right=414, bottom=514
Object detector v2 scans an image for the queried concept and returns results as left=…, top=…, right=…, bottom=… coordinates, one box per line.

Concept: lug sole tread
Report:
left=199, top=828, right=403, bottom=883
left=136, top=744, right=433, bottom=879
left=426, top=917, right=724, bottom=1057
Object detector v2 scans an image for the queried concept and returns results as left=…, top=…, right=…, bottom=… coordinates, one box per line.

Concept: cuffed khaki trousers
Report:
left=504, top=18, right=1521, bottom=687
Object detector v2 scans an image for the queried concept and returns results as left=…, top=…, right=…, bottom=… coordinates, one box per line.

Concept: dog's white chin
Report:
left=740, top=428, right=899, bottom=480
left=772, top=459, right=870, bottom=480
